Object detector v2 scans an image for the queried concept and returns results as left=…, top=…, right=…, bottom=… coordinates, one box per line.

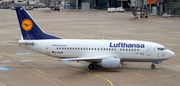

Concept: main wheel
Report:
left=151, top=64, right=155, bottom=69
left=88, top=64, right=94, bottom=69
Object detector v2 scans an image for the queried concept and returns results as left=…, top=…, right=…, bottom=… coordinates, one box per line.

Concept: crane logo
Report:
left=21, top=19, right=33, bottom=31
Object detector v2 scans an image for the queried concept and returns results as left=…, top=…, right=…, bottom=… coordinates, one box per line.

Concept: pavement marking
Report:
left=0, top=81, right=6, bottom=86
left=79, top=29, right=103, bottom=38
left=0, top=65, right=25, bottom=67
left=0, top=60, right=11, bottom=63
left=0, top=52, right=114, bottom=86
left=16, top=52, right=34, bottom=55
left=135, top=73, right=153, bottom=85
left=0, top=67, right=10, bottom=71
left=20, top=59, right=34, bottom=62
left=0, top=52, right=63, bottom=63
left=162, top=65, right=180, bottom=72
left=0, top=30, right=10, bottom=34
left=68, top=68, right=113, bottom=86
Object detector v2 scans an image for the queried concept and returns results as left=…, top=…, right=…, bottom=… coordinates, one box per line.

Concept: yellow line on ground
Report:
left=0, top=30, right=10, bottom=34
left=68, top=68, right=113, bottom=86
left=1, top=52, right=114, bottom=86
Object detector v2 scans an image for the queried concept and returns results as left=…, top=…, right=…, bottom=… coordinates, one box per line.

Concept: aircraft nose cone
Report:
left=168, top=50, right=175, bottom=58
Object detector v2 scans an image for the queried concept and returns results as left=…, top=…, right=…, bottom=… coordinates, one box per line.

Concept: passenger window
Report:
left=67, top=47, right=69, bottom=50
left=137, top=49, right=139, bottom=51
left=114, top=48, right=116, bottom=51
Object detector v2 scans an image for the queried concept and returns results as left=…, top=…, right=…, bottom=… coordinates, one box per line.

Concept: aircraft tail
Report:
left=15, top=7, right=61, bottom=40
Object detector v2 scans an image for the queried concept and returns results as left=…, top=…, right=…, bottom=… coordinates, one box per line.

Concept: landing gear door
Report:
left=45, top=44, right=50, bottom=54
left=146, top=45, right=151, bottom=56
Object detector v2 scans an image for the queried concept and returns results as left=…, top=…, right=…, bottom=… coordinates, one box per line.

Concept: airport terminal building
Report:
left=63, top=0, right=180, bottom=15
left=0, top=0, right=180, bottom=15
left=64, top=0, right=130, bottom=9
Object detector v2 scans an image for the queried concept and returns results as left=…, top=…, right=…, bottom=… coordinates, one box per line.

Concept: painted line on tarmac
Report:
left=16, top=52, right=34, bottom=55
left=0, top=65, right=24, bottom=67
left=0, top=67, right=10, bottom=71
left=1, top=52, right=113, bottom=86
left=0, top=52, right=63, bottom=64
left=0, top=81, right=6, bottom=86
left=79, top=29, right=103, bottom=38
left=68, top=68, right=113, bottom=86
left=0, top=30, right=10, bottom=34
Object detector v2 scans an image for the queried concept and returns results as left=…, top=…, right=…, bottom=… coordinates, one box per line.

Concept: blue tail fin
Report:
left=15, top=7, right=61, bottom=40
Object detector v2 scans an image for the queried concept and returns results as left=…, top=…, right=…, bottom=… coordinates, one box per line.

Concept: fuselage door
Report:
left=45, top=44, right=50, bottom=54
left=146, top=45, right=151, bottom=56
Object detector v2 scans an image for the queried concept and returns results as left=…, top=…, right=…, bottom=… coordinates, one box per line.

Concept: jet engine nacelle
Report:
left=101, top=58, right=121, bottom=68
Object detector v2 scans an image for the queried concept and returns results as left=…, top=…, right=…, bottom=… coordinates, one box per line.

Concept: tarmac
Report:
left=0, top=8, right=180, bottom=86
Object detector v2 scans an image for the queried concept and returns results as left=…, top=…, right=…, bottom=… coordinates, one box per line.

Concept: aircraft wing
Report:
left=53, top=55, right=116, bottom=61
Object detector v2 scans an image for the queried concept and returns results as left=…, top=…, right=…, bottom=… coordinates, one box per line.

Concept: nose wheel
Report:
left=151, top=64, right=155, bottom=69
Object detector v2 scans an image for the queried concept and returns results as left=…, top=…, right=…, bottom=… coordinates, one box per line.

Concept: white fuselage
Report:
left=19, top=39, right=174, bottom=62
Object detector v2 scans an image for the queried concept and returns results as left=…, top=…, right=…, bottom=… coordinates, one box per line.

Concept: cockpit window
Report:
left=157, top=47, right=166, bottom=51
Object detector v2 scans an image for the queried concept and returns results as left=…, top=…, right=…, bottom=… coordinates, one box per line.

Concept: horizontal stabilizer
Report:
left=9, top=41, right=34, bottom=44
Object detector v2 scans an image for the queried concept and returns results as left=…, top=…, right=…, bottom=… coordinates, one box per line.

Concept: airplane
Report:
left=15, top=7, right=175, bottom=69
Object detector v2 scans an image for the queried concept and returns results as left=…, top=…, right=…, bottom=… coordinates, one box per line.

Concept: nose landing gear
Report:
left=151, top=61, right=162, bottom=69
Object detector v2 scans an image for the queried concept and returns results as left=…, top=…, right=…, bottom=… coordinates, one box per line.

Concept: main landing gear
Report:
left=151, top=64, right=155, bottom=69
left=88, top=63, right=95, bottom=69
left=88, top=62, right=100, bottom=69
